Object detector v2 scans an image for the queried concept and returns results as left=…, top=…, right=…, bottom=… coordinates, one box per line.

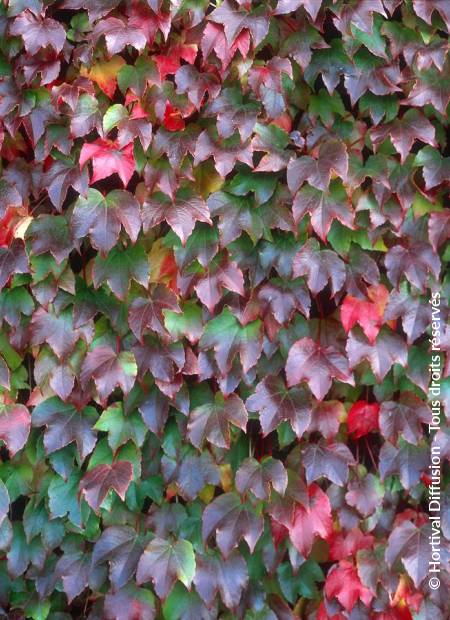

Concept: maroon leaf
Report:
left=104, top=584, right=155, bottom=620
left=371, top=109, right=436, bottom=163
left=246, top=376, right=312, bottom=437
left=93, top=17, right=147, bottom=55
left=346, top=327, right=408, bottom=382
left=136, top=537, right=195, bottom=599
left=32, top=397, right=97, bottom=461
left=80, top=346, right=137, bottom=402
left=292, top=239, right=346, bottom=296
left=345, top=474, right=384, bottom=517
left=428, top=211, right=450, bottom=252
left=308, top=400, right=345, bottom=439
left=10, top=12, right=66, bottom=55
left=209, top=0, right=270, bottom=48
left=292, top=184, right=354, bottom=242
left=142, top=191, right=212, bottom=245
left=302, top=442, right=355, bottom=486
left=286, top=337, right=354, bottom=400
left=194, top=259, right=244, bottom=313
left=92, top=525, right=143, bottom=589
left=383, top=290, right=431, bottom=344
left=193, top=130, right=254, bottom=177
left=379, top=392, right=432, bottom=445
left=71, top=189, right=141, bottom=255
left=30, top=307, right=93, bottom=359
left=79, top=461, right=133, bottom=513
left=129, top=286, right=180, bottom=341
left=385, top=520, right=431, bottom=587
left=194, top=551, right=248, bottom=610
left=0, top=404, right=31, bottom=456
left=202, top=492, right=263, bottom=557
left=0, top=240, right=29, bottom=290
left=275, top=0, right=322, bottom=21
left=287, top=140, right=348, bottom=193
left=235, top=457, right=288, bottom=500
left=187, top=393, right=247, bottom=449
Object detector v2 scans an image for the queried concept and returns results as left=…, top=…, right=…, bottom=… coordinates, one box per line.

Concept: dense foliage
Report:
left=0, top=0, right=449, bottom=618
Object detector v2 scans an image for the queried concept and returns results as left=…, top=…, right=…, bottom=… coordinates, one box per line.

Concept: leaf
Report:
left=383, top=289, right=431, bottom=344
left=385, top=520, right=431, bottom=587
left=70, top=93, right=101, bottom=138
left=32, top=397, right=97, bottom=461
left=202, top=492, right=263, bottom=557
left=25, top=215, right=74, bottom=264
left=92, top=525, right=143, bottom=590
left=56, top=551, right=91, bottom=603
left=136, top=538, right=196, bottom=599
left=286, top=337, right=354, bottom=400
left=379, top=392, right=431, bottom=445
left=404, top=67, right=450, bottom=115
left=193, top=130, right=254, bottom=178
left=194, top=551, right=248, bottom=610
left=209, top=0, right=270, bottom=48
left=379, top=441, right=428, bottom=490
left=10, top=13, right=66, bottom=55
left=194, top=258, right=244, bottom=313
left=0, top=480, right=9, bottom=527
left=325, top=560, right=374, bottom=613
left=94, top=402, right=147, bottom=451
left=340, top=295, right=383, bottom=344
left=345, top=474, right=384, bottom=517
left=275, top=0, right=322, bottom=21
left=0, top=404, right=31, bottom=456
left=302, top=442, right=355, bottom=486
left=104, top=584, right=155, bottom=620
left=175, top=65, right=221, bottom=110
left=292, top=239, right=346, bottom=296
left=93, top=243, right=148, bottom=300
left=370, top=109, right=436, bottom=163
left=72, top=189, right=141, bottom=255
left=187, top=392, right=247, bottom=449
left=80, top=346, right=137, bottom=402
left=93, top=17, right=147, bottom=55
left=129, top=285, right=180, bottom=340
left=235, top=457, right=287, bottom=500
left=246, top=376, right=312, bottom=437
left=287, top=140, right=348, bottom=193
left=346, top=327, right=408, bottom=381
left=142, top=190, right=212, bottom=245
left=291, top=182, right=354, bottom=242
left=347, top=401, right=380, bottom=439
left=44, top=159, right=89, bottom=211
left=415, top=146, right=450, bottom=190
left=284, top=484, right=333, bottom=556
left=177, top=453, right=220, bottom=501
left=30, top=307, right=93, bottom=359
left=0, top=240, right=28, bottom=290
left=199, top=308, right=263, bottom=375
left=80, top=139, right=135, bottom=187
left=79, top=460, right=133, bottom=513
left=385, top=241, right=441, bottom=292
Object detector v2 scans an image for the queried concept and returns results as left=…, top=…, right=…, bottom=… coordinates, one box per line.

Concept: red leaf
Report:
left=325, top=560, right=374, bottom=612
left=340, top=295, right=383, bottom=344
left=288, top=484, right=333, bottom=556
left=80, top=139, right=135, bottom=187
left=347, top=401, right=380, bottom=439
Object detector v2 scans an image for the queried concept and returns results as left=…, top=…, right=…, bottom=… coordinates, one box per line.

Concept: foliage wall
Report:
left=0, top=0, right=449, bottom=618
